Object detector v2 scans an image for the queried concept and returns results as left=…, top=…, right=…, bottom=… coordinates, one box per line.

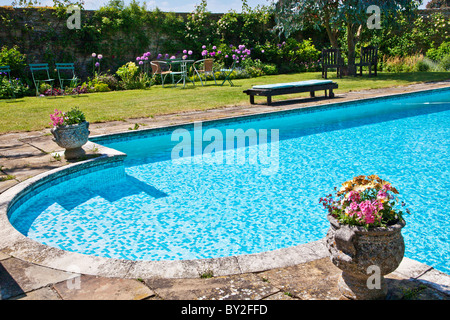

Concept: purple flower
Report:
left=210, top=51, right=216, bottom=57
left=165, top=53, right=169, bottom=59
left=188, top=50, right=193, bottom=55
left=212, top=45, right=217, bottom=50
left=182, top=55, right=187, bottom=60
left=92, top=53, right=96, bottom=57
left=136, top=57, right=141, bottom=61
left=217, top=50, right=222, bottom=54
left=201, top=50, right=208, bottom=56
left=202, top=45, right=206, bottom=49
left=157, top=53, right=163, bottom=59
left=98, top=54, right=103, bottom=60
left=261, top=50, right=265, bottom=53
left=95, top=62, right=100, bottom=67
left=139, top=61, right=144, bottom=65
left=183, top=49, right=187, bottom=54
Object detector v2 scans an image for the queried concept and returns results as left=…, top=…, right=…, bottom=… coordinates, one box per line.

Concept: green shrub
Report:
left=0, top=45, right=26, bottom=79
left=261, top=63, right=278, bottom=75
left=39, top=83, right=52, bottom=94
left=93, top=83, right=110, bottom=92
left=438, top=54, right=450, bottom=71
left=426, top=41, right=450, bottom=61
left=0, top=77, right=28, bottom=99
left=96, top=73, right=120, bottom=91
left=116, top=62, right=149, bottom=89
left=415, top=60, right=430, bottom=72
left=414, top=59, right=430, bottom=72
left=241, top=58, right=277, bottom=78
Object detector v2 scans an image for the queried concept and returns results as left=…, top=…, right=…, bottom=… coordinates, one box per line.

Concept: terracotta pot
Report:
left=51, top=121, right=90, bottom=160
left=326, top=214, right=406, bottom=300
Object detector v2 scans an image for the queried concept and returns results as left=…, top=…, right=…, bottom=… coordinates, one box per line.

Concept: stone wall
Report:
left=0, top=6, right=448, bottom=80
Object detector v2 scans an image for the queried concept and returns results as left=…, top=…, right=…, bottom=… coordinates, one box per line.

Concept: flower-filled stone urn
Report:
left=320, top=175, right=408, bottom=300
left=50, top=107, right=90, bottom=160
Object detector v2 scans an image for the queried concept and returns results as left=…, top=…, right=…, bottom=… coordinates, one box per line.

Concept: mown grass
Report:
left=0, top=71, right=448, bottom=134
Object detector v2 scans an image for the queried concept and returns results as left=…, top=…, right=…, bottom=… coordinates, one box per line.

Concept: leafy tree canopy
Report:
left=272, top=0, right=421, bottom=73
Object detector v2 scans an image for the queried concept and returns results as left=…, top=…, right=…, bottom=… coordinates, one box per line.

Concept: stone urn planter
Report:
left=51, top=121, right=90, bottom=160
left=326, top=214, right=406, bottom=300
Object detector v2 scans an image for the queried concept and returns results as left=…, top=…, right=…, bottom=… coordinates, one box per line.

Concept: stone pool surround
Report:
left=1, top=84, right=449, bottom=282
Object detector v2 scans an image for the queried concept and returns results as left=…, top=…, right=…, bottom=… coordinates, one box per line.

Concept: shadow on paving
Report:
left=0, top=263, right=25, bottom=300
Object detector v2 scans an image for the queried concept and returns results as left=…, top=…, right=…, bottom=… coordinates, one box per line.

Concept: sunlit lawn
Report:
left=0, top=71, right=448, bottom=133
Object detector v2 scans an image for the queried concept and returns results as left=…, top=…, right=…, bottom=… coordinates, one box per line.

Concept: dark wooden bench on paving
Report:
left=243, top=80, right=338, bottom=106
left=355, top=45, right=378, bottom=77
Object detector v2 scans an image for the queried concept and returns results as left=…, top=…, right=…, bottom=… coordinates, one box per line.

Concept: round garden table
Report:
left=167, top=59, right=195, bottom=88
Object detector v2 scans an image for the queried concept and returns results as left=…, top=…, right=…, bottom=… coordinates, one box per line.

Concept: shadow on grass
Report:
left=326, top=72, right=450, bottom=83
left=3, top=99, right=25, bottom=104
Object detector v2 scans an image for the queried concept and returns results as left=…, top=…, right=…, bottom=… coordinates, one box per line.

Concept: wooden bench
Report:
left=322, top=48, right=344, bottom=79
left=355, top=46, right=378, bottom=77
left=243, top=80, right=338, bottom=106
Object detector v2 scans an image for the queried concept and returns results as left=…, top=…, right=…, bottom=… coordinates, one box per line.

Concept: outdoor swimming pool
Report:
left=7, top=87, right=450, bottom=274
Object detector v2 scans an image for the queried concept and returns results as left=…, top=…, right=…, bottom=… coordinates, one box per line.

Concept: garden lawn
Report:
left=0, top=72, right=449, bottom=133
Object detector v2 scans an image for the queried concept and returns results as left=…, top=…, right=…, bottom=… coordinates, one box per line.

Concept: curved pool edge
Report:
left=1, top=84, right=450, bottom=281
left=0, top=140, right=330, bottom=279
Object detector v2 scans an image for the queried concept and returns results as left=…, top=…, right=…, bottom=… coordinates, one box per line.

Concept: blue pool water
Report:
left=8, top=88, right=450, bottom=274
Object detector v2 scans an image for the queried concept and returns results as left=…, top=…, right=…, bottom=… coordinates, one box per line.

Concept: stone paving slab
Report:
left=257, top=258, right=343, bottom=300
left=52, top=275, right=155, bottom=300
left=0, top=257, right=75, bottom=300
left=145, top=273, right=280, bottom=300
left=11, top=286, right=62, bottom=300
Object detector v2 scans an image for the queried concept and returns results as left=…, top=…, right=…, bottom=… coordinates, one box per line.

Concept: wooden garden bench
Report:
left=355, top=46, right=378, bottom=77
left=321, top=48, right=344, bottom=79
left=243, top=80, right=338, bottom=105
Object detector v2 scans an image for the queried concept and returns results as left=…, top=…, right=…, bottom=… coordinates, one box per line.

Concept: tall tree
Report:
left=273, top=0, right=421, bottom=75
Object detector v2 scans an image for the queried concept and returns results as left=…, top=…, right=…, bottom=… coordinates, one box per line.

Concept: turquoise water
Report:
left=8, top=88, right=450, bottom=274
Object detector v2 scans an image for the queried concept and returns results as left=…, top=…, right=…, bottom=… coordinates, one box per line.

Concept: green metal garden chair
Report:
left=0, top=66, right=11, bottom=80
left=220, top=61, right=236, bottom=86
left=56, top=63, right=79, bottom=92
left=29, top=63, right=55, bottom=96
